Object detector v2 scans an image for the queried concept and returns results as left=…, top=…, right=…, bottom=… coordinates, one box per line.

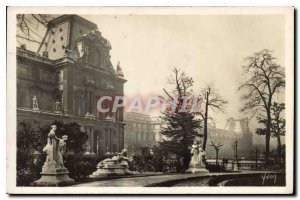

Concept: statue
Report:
left=190, top=140, right=200, bottom=167
left=198, top=147, right=206, bottom=167
left=116, top=61, right=124, bottom=77
left=33, top=125, right=74, bottom=186
left=32, top=95, right=39, bottom=111
left=56, top=135, right=68, bottom=167
left=43, top=139, right=54, bottom=167
left=91, top=148, right=137, bottom=177
left=186, top=138, right=209, bottom=174
left=55, top=100, right=61, bottom=114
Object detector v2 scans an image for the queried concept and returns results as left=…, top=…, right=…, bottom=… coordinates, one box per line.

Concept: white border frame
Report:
left=6, top=6, right=294, bottom=194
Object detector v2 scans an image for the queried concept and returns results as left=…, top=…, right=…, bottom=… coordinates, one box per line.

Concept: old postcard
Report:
left=6, top=7, right=294, bottom=194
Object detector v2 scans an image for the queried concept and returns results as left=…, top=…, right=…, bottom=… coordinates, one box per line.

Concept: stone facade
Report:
left=17, top=15, right=126, bottom=155
left=124, top=112, right=162, bottom=153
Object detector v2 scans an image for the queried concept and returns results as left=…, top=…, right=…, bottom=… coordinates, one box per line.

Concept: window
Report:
left=61, top=36, right=64, bottom=41
left=60, top=28, right=63, bottom=32
left=53, top=48, right=56, bottom=52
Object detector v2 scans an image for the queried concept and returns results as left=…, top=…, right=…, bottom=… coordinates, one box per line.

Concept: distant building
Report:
left=205, top=118, right=253, bottom=159
left=17, top=15, right=126, bottom=155
left=124, top=112, right=162, bottom=154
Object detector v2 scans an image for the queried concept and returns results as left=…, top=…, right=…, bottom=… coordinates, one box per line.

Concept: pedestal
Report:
left=33, top=168, right=75, bottom=186
left=186, top=163, right=209, bottom=174
left=90, top=159, right=125, bottom=177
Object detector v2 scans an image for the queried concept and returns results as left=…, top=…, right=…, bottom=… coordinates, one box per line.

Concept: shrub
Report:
left=63, top=152, right=99, bottom=180
left=206, top=164, right=226, bottom=172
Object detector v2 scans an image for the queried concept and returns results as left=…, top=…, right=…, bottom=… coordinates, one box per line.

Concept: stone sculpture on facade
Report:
left=33, top=125, right=74, bottom=186
left=32, top=95, right=40, bottom=111
left=90, top=149, right=138, bottom=177
left=186, top=139, right=209, bottom=173
left=55, top=100, right=62, bottom=114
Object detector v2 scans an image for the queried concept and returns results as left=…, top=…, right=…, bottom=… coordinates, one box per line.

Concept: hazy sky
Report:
left=83, top=14, right=285, bottom=129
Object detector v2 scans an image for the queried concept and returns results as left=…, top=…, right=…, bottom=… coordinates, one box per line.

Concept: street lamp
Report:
left=232, top=137, right=239, bottom=171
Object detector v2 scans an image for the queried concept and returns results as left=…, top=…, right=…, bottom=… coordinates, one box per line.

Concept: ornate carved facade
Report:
left=17, top=15, right=126, bottom=155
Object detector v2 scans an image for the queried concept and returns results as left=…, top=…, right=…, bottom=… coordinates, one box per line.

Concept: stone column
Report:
left=90, top=91, right=94, bottom=114
left=90, top=127, right=94, bottom=153
left=86, top=91, right=91, bottom=113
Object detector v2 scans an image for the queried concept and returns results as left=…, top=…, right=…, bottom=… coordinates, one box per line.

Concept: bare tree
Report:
left=210, top=141, right=223, bottom=166
left=238, top=49, right=285, bottom=163
left=197, top=84, right=228, bottom=151
left=17, top=14, right=55, bottom=45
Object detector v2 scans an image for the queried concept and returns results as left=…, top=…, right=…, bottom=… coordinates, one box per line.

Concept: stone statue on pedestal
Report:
left=91, top=149, right=138, bottom=177
left=186, top=138, right=209, bottom=174
left=33, top=125, right=74, bottom=186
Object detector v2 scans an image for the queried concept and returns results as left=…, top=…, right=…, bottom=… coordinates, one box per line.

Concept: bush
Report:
left=131, top=146, right=155, bottom=172
left=206, top=164, right=227, bottom=172
left=17, top=168, right=34, bottom=186
left=16, top=122, right=45, bottom=186
left=63, top=152, right=99, bottom=180
left=130, top=145, right=169, bottom=173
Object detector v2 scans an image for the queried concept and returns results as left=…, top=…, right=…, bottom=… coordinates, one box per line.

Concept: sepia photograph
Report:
left=6, top=6, right=294, bottom=194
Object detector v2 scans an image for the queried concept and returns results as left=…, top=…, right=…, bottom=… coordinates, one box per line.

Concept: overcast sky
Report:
left=83, top=14, right=285, bottom=129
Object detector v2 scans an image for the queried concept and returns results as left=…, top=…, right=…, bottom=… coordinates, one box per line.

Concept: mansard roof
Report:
left=47, top=14, right=97, bottom=29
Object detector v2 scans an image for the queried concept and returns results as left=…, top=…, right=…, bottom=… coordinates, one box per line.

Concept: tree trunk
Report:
left=277, top=135, right=282, bottom=167
left=203, top=94, right=209, bottom=150
left=265, top=110, right=271, bottom=164
left=216, top=150, right=219, bottom=166
left=277, top=136, right=282, bottom=155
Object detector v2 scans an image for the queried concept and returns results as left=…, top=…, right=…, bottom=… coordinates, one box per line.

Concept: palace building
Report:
left=124, top=112, right=163, bottom=155
left=17, top=15, right=126, bottom=155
